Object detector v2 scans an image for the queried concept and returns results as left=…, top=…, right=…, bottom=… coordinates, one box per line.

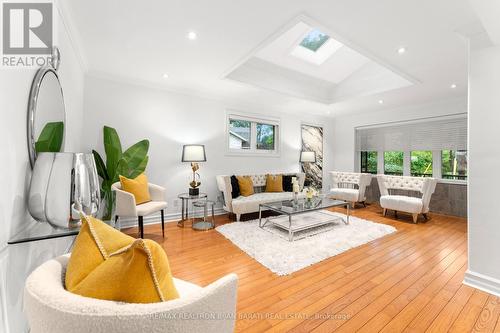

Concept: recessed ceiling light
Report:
left=162, top=73, right=169, bottom=79
left=397, top=47, right=406, bottom=54
left=378, top=100, right=384, bottom=104
left=187, top=31, right=197, bottom=40
left=450, top=83, right=457, bottom=89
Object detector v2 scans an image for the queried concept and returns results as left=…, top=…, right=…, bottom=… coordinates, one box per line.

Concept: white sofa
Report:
left=329, top=171, right=373, bottom=208
left=216, top=173, right=305, bottom=221
left=377, top=175, right=437, bottom=223
left=24, top=255, right=238, bottom=333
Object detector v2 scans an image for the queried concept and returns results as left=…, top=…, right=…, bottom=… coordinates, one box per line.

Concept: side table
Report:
left=192, top=200, right=216, bottom=230
left=177, top=193, right=207, bottom=227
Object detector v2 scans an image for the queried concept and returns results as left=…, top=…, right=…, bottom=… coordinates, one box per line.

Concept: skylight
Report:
left=299, top=29, right=330, bottom=52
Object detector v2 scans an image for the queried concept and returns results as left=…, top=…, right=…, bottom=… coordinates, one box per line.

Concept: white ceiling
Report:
left=255, top=21, right=370, bottom=83
left=228, top=19, right=414, bottom=104
left=65, top=0, right=478, bottom=117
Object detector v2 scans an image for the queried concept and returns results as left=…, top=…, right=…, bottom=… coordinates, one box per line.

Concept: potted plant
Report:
left=92, top=126, right=149, bottom=221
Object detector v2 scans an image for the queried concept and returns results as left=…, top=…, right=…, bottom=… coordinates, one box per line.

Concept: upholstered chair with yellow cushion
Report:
left=112, top=174, right=167, bottom=238
left=24, top=215, right=238, bottom=332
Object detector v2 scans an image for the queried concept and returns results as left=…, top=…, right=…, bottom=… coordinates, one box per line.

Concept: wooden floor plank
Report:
left=122, top=204, right=500, bottom=333
left=449, top=289, right=490, bottom=333
left=472, top=295, right=500, bottom=333
left=239, top=220, right=460, bottom=332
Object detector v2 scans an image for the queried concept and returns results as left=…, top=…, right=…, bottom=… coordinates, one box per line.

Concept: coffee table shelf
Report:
left=259, top=197, right=350, bottom=241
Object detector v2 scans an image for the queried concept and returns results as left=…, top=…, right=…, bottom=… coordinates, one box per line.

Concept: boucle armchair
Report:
left=329, top=171, right=373, bottom=208
left=112, top=182, right=167, bottom=238
left=24, top=255, right=238, bottom=333
left=377, top=175, right=437, bottom=223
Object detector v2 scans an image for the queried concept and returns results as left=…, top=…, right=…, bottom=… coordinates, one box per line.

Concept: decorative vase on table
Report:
left=28, top=152, right=100, bottom=228
left=291, top=176, right=300, bottom=206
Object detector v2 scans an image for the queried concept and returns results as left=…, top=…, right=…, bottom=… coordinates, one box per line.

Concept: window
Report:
left=360, top=151, right=377, bottom=174
left=384, top=151, right=403, bottom=175
left=356, top=116, right=467, bottom=182
left=411, top=151, right=433, bottom=177
left=256, top=123, right=275, bottom=150
left=299, top=29, right=330, bottom=52
left=227, top=114, right=279, bottom=155
left=229, top=119, right=251, bottom=149
left=442, top=150, right=467, bottom=180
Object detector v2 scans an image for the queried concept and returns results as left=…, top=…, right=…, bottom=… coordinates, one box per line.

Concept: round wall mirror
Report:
left=27, top=66, right=66, bottom=168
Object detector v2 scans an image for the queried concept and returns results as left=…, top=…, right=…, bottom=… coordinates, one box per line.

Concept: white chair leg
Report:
left=236, top=214, right=241, bottom=222
left=412, top=213, right=418, bottom=224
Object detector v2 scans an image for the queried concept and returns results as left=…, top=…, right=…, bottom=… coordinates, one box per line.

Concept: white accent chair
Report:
left=216, top=173, right=305, bottom=221
left=112, top=182, right=167, bottom=238
left=24, top=255, right=238, bottom=333
left=329, top=171, right=373, bottom=208
left=377, top=175, right=437, bottom=223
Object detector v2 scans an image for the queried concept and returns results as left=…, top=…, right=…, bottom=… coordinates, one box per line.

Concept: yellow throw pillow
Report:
left=237, top=176, right=254, bottom=197
left=265, top=174, right=283, bottom=192
left=119, top=173, right=151, bottom=204
left=65, top=215, right=134, bottom=291
left=66, top=215, right=179, bottom=303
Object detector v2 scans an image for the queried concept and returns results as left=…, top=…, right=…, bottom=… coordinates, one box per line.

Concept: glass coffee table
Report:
left=259, top=197, right=350, bottom=241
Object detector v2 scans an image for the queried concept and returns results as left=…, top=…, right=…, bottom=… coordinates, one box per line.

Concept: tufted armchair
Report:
left=329, top=172, right=373, bottom=208
left=112, top=182, right=167, bottom=238
left=377, top=175, right=437, bottom=223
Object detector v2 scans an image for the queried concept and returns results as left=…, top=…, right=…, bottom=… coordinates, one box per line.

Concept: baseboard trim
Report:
left=463, top=270, right=500, bottom=297
left=118, top=208, right=228, bottom=228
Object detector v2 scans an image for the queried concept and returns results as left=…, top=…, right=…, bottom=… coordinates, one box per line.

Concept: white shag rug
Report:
left=216, top=210, right=396, bottom=276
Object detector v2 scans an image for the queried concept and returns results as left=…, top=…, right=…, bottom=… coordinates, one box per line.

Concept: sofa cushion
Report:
left=119, top=173, right=151, bottom=205
left=231, top=192, right=305, bottom=215
left=66, top=215, right=179, bottom=303
left=230, top=175, right=240, bottom=198
left=265, top=174, right=283, bottom=192
left=237, top=176, right=254, bottom=197
left=380, top=195, right=423, bottom=214
left=136, top=201, right=168, bottom=216
left=65, top=215, right=134, bottom=291
left=330, top=188, right=359, bottom=202
left=282, top=175, right=293, bottom=192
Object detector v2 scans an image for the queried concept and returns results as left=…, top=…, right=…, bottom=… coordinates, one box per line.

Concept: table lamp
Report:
left=181, top=144, right=206, bottom=196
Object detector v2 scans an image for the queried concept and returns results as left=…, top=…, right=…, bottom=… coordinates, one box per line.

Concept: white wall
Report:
left=0, top=2, right=85, bottom=331
left=331, top=98, right=467, bottom=172
left=465, top=44, right=500, bottom=296
left=82, top=75, right=335, bottom=224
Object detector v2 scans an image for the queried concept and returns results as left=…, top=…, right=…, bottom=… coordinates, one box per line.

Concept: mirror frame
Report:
left=27, top=66, right=66, bottom=168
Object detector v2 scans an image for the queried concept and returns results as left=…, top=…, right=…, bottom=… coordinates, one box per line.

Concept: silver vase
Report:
left=28, top=152, right=100, bottom=228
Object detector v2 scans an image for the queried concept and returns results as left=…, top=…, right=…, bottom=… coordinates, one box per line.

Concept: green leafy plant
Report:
left=92, top=126, right=149, bottom=220
left=35, top=121, right=64, bottom=153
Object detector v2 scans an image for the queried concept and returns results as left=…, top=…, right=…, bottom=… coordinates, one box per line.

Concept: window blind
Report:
left=355, top=116, right=467, bottom=152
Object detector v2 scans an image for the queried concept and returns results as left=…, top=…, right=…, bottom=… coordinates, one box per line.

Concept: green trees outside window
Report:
left=256, top=123, right=275, bottom=150
left=411, top=151, right=433, bottom=177
left=360, top=151, right=377, bottom=174
left=384, top=151, right=404, bottom=175
left=442, top=150, right=467, bottom=180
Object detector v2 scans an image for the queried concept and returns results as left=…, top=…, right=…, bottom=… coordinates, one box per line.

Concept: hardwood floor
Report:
left=123, top=204, right=500, bottom=332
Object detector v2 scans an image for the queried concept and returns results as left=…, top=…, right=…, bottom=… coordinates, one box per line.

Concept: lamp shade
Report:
left=182, top=144, right=206, bottom=162
left=300, top=151, right=316, bottom=163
